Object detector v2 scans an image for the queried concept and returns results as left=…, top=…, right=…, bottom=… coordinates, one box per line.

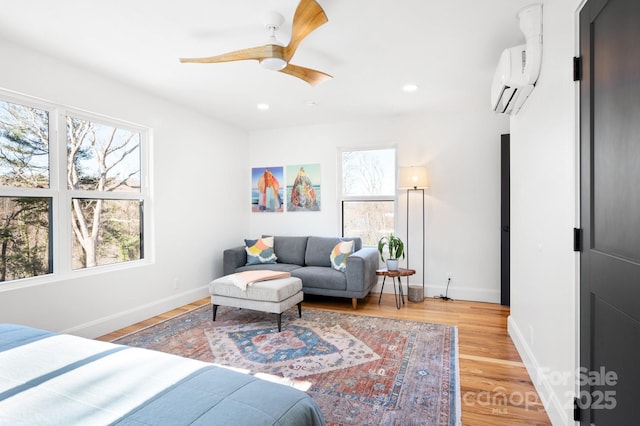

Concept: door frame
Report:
left=500, top=134, right=510, bottom=306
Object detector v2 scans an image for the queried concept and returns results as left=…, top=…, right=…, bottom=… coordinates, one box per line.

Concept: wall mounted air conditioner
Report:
left=491, top=4, right=542, bottom=115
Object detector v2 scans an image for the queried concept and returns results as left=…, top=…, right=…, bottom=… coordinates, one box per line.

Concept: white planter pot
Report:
left=386, top=259, right=399, bottom=271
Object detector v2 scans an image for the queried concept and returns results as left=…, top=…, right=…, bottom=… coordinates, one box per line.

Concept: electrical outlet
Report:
left=447, top=272, right=452, bottom=280
left=173, top=278, right=180, bottom=289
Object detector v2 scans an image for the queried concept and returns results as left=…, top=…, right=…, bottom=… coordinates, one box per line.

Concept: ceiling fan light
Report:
left=261, top=57, right=287, bottom=71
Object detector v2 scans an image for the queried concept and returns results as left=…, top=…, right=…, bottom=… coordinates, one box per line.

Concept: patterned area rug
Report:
left=114, top=305, right=461, bottom=425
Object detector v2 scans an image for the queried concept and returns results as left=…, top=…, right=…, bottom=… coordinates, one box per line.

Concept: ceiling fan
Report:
left=179, top=0, right=332, bottom=86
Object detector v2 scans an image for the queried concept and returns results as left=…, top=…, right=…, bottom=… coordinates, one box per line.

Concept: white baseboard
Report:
left=62, top=286, right=210, bottom=339
left=425, top=284, right=499, bottom=303
left=371, top=282, right=499, bottom=303
left=508, top=316, right=571, bottom=426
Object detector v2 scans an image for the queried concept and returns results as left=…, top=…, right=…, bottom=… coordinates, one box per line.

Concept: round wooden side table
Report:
left=375, top=268, right=416, bottom=309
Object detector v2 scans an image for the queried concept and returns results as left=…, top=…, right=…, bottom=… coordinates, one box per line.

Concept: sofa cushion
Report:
left=209, top=276, right=302, bottom=302
left=330, top=240, right=354, bottom=272
left=305, top=236, right=340, bottom=267
left=245, top=236, right=277, bottom=265
left=305, top=236, right=362, bottom=267
left=271, top=236, right=308, bottom=266
left=236, top=263, right=302, bottom=273
left=292, top=266, right=347, bottom=291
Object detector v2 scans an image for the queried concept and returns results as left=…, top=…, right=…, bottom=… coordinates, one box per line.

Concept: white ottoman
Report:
left=209, top=275, right=303, bottom=332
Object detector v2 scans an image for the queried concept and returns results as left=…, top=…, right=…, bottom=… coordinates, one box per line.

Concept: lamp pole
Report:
left=406, top=186, right=425, bottom=302
left=399, top=166, right=428, bottom=302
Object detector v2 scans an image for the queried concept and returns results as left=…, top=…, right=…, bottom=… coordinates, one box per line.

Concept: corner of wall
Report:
left=508, top=315, right=572, bottom=426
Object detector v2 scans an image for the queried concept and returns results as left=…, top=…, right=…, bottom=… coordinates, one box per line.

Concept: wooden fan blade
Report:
left=279, top=63, right=332, bottom=86
left=180, top=44, right=284, bottom=64
left=284, top=0, right=328, bottom=62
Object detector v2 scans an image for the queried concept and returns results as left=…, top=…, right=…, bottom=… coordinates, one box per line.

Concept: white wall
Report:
left=507, top=1, right=582, bottom=424
left=0, top=39, right=249, bottom=337
left=248, top=109, right=509, bottom=302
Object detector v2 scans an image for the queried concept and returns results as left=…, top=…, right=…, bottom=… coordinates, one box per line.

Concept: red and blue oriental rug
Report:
left=114, top=305, right=461, bottom=425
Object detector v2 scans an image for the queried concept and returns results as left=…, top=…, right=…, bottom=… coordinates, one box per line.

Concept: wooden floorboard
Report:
left=98, top=293, right=551, bottom=425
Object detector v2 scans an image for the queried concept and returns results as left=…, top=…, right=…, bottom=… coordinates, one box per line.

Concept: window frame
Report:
left=338, top=146, right=398, bottom=245
left=0, top=89, right=152, bottom=289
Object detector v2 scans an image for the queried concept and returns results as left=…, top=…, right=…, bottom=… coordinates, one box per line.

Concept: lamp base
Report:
left=408, top=284, right=424, bottom=302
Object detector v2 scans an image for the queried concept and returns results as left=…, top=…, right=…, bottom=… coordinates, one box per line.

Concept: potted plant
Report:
left=377, top=234, right=405, bottom=271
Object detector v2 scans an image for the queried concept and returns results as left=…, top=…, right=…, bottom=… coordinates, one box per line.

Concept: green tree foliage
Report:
left=0, top=198, right=50, bottom=281
left=0, top=101, right=49, bottom=188
left=0, top=101, right=51, bottom=281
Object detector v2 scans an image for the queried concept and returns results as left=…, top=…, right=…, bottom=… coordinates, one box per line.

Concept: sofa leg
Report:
left=276, top=313, right=282, bottom=332
left=297, top=302, right=302, bottom=318
left=212, top=304, right=218, bottom=321
left=352, top=298, right=358, bottom=310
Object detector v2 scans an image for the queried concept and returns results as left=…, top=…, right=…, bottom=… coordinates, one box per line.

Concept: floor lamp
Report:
left=399, top=166, right=428, bottom=302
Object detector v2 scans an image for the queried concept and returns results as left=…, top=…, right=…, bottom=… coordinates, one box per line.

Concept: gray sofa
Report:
left=223, top=236, right=379, bottom=309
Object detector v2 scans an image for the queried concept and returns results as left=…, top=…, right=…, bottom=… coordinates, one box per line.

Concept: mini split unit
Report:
left=491, top=4, right=543, bottom=115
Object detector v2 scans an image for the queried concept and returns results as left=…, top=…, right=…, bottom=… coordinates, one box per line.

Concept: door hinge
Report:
left=573, top=56, right=582, bottom=81
left=573, top=396, right=582, bottom=421
left=574, top=228, right=583, bottom=252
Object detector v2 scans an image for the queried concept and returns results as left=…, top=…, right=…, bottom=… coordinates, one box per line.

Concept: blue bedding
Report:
left=0, top=324, right=325, bottom=425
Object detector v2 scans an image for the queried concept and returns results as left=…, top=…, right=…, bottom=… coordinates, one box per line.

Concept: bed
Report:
left=0, top=324, right=325, bottom=425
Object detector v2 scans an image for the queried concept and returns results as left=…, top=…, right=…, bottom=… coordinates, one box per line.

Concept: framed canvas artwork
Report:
left=286, top=163, right=320, bottom=212
left=251, top=166, right=284, bottom=212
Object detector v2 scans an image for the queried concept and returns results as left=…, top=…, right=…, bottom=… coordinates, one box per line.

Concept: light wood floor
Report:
left=99, top=293, right=551, bottom=426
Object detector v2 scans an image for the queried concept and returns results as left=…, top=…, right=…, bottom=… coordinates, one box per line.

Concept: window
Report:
left=0, top=197, right=52, bottom=281
left=0, top=92, right=149, bottom=284
left=340, top=148, right=396, bottom=246
left=67, top=115, right=143, bottom=269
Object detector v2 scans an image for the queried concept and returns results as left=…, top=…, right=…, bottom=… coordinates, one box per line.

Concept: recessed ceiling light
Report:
left=402, top=84, right=419, bottom=93
left=257, top=103, right=270, bottom=110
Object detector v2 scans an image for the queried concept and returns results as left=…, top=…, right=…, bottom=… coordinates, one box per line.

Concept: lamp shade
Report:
left=399, top=166, right=429, bottom=189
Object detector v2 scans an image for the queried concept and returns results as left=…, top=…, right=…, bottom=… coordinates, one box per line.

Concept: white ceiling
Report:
left=0, top=0, right=534, bottom=131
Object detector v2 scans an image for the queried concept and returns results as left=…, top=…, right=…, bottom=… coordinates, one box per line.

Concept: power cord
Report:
left=436, top=277, right=453, bottom=301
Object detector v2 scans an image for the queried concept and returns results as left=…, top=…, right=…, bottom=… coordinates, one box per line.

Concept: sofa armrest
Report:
left=345, top=247, right=379, bottom=293
left=223, top=246, right=247, bottom=276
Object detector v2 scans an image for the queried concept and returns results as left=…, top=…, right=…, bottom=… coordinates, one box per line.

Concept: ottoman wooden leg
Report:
left=277, top=313, right=282, bottom=332
left=297, top=302, right=302, bottom=318
left=212, top=304, right=218, bottom=321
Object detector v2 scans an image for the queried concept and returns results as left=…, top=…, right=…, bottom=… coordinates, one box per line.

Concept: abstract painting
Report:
left=251, top=166, right=284, bottom=212
left=286, top=164, right=320, bottom=212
